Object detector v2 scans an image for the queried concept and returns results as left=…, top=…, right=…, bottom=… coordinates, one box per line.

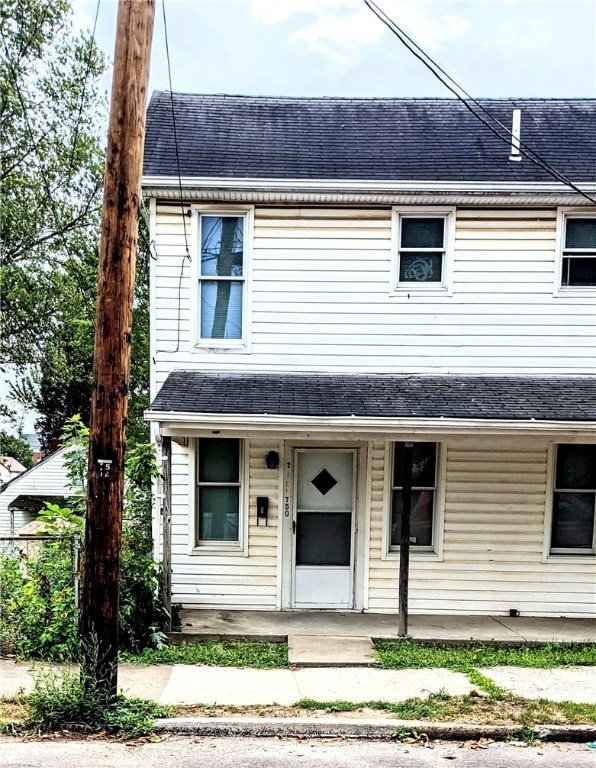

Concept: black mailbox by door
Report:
left=256, top=496, right=269, bottom=525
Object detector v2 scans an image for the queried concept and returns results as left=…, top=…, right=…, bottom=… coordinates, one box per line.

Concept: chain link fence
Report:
left=0, top=534, right=81, bottom=658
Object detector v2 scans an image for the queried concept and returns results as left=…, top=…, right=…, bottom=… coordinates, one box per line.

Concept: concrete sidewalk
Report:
left=1, top=660, right=595, bottom=706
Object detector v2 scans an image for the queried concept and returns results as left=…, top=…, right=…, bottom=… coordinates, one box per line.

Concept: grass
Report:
left=169, top=692, right=596, bottom=727
left=121, top=640, right=289, bottom=668
left=374, top=641, right=596, bottom=671
left=292, top=692, right=596, bottom=726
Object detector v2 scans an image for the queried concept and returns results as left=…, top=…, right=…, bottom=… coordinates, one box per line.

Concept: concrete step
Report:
left=288, top=634, right=376, bottom=667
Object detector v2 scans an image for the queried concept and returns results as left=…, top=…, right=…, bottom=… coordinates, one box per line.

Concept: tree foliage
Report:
left=0, top=430, right=33, bottom=469
left=0, top=0, right=106, bottom=366
left=1, top=1, right=150, bottom=450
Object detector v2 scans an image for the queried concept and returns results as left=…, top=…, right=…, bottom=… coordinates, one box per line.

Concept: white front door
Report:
left=292, top=449, right=356, bottom=609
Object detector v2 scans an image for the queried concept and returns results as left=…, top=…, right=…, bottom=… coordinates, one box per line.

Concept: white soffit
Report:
left=141, top=176, right=596, bottom=206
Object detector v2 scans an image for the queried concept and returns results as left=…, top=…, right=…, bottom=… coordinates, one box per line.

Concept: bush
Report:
left=26, top=666, right=167, bottom=737
left=0, top=431, right=169, bottom=660
left=0, top=537, right=79, bottom=661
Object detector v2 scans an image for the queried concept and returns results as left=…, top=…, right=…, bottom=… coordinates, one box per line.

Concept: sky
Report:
left=73, top=0, right=596, bottom=99
left=4, top=0, right=595, bottom=437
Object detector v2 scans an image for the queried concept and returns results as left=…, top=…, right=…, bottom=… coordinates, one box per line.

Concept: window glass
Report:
left=201, top=216, right=244, bottom=276
left=199, top=438, right=239, bottom=483
left=561, top=217, right=596, bottom=287
left=197, top=438, right=241, bottom=545
left=551, top=444, right=596, bottom=553
left=391, top=489, right=434, bottom=546
left=561, top=257, right=596, bottom=287
left=555, top=444, right=596, bottom=489
left=398, top=216, right=446, bottom=284
left=296, top=512, right=352, bottom=566
left=200, top=281, right=243, bottom=339
left=199, top=487, right=240, bottom=541
left=551, top=492, right=594, bottom=549
left=394, top=442, right=436, bottom=487
left=565, top=219, right=596, bottom=249
left=391, top=442, right=437, bottom=550
left=199, top=214, right=245, bottom=340
left=399, top=253, right=443, bottom=283
left=401, top=218, right=444, bottom=248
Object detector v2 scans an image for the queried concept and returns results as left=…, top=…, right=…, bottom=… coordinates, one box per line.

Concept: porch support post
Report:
left=398, top=441, right=413, bottom=637
left=161, top=436, right=172, bottom=629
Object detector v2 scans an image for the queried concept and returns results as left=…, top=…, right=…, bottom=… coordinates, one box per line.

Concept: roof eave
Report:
left=145, top=410, right=596, bottom=439
left=141, top=177, right=596, bottom=205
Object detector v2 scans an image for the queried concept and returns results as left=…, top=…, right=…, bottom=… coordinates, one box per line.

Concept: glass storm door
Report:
left=293, top=449, right=356, bottom=608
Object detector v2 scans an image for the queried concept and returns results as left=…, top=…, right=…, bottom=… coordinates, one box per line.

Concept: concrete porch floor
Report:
left=175, top=609, right=596, bottom=645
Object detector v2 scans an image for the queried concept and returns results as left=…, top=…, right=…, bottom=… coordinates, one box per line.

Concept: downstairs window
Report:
left=196, top=438, right=242, bottom=546
left=551, top=444, right=596, bottom=554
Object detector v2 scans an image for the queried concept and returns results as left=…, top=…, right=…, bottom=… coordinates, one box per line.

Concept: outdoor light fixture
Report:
left=265, top=450, right=280, bottom=469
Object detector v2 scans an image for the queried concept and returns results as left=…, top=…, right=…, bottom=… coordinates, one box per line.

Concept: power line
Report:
left=362, top=0, right=596, bottom=206
left=161, top=0, right=192, bottom=353
left=67, top=0, right=102, bottom=184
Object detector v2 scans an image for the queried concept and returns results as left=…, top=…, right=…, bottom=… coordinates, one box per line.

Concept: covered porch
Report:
left=147, top=372, right=596, bottom=622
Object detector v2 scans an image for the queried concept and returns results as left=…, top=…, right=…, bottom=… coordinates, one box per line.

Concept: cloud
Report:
left=486, top=17, right=555, bottom=55
left=198, top=0, right=472, bottom=63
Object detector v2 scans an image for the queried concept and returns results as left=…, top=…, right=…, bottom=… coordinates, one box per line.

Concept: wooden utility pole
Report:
left=398, top=442, right=413, bottom=637
left=81, top=0, right=155, bottom=701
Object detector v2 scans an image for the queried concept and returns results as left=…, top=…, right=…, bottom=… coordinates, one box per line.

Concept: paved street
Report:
left=1, top=736, right=595, bottom=767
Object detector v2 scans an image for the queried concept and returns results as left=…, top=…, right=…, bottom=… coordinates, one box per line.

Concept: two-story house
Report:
left=143, top=94, right=596, bottom=619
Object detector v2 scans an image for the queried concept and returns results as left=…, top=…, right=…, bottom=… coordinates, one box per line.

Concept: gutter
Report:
left=145, top=410, right=596, bottom=438
left=141, top=176, right=596, bottom=206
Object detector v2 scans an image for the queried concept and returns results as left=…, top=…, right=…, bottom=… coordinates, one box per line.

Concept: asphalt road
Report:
left=1, top=737, right=595, bottom=767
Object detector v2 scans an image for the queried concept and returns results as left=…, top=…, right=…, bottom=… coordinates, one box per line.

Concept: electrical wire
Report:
left=362, top=0, right=596, bottom=205
left=161, top=0, right=192, bottom=353
left=67, top=0, right=102, bottom=184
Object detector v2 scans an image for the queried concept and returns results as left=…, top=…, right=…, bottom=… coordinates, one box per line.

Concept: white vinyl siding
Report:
left=166, top=438, right=280, bottom=609
left=151, top=206, right=596, bottom=393
left=367, top=437, right=596, bottom=618
left=0, top=448, right=73, bottom=537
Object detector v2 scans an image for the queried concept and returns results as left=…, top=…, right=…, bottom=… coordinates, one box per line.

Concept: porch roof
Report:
left=149, top=372, right=596, bottom=423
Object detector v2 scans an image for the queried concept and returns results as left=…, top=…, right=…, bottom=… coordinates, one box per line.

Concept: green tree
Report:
left=1, top=1, right=150, bottom=450
left=0, top=0, right=106, bottom=367
left=0, top=430, right=33, bottom=469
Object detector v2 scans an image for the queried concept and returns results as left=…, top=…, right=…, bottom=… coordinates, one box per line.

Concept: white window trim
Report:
left=390, top=206, right=455, bottom=296
left=553, top=207, right=596, bottom=298
left=191, top=204, right=254, bottom=350
left=381, top=440, right=445, bottom=560
left=543, top=443, right=596, bottom=560
left=190, top=437, right=249, bottom=555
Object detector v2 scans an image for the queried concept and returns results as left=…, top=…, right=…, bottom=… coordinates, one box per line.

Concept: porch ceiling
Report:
left=147, top=372, right=596, bottom=438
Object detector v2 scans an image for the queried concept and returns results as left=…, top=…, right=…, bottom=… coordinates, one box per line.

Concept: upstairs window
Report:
left=198, top=214, right=246, bottom=341
left=390, top=441, right=438, bottom=550
left=393, top=209, right=454, bottom=291
left=561, top=216, right=596, bottom=287
left=551, top=444, right=596, bottom=555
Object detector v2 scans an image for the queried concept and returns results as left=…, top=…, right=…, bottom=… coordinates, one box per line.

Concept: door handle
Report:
left=292, top=520, right=296, bottom=534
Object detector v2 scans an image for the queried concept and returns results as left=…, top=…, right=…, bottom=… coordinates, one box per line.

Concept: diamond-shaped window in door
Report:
left=311, top=468, right=338, bottom=496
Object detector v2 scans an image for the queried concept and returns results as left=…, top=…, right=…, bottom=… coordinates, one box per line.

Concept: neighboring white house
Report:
left=0, top=457, right=27, bottom=486
left=143, top=95, right=596, bottom=619
left=0, top=448, right=73, bottom=537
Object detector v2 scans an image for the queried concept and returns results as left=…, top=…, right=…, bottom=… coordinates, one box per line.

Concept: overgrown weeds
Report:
left=0, top=420, right=169, bottom=661
left=291, top=692, right=596, bottom=726
left=24, top=667, right=168, bottom=738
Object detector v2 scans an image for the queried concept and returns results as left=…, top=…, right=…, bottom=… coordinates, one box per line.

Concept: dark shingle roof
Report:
left=149, top=372, right=596, bottom=422
left=143, top=94, right=596, bottom=183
